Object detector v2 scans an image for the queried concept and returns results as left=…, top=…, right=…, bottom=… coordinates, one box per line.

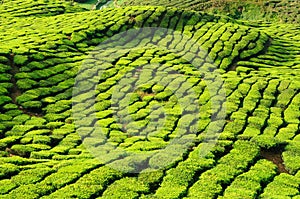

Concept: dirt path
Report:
left=260, top=148, right=289, bottom=174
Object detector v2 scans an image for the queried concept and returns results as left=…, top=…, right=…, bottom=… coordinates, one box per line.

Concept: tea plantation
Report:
left=118, top=0, right=300, bottom=23
left=0, top=0, right=300, bottom=198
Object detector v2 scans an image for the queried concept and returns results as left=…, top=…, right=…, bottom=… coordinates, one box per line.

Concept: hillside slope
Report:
left=0, top=2, right=300, bottom=199
left=117, top=0, right=300, bottom=23
left=0, top=0, right=86, bottom=17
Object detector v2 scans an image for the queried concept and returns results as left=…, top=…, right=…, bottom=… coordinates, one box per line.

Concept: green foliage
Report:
left=282, top=141, right=300, bottom=174
left=10, top=145, right=36, bottom=157
left=0, top=3, right=299, bottom=199
left=0, top=136, right=20, bottom=150
left=30, top=151, right=55, bottom=159
left=155, top=157, right=213, bottom=198
left=276, top=124, right=298, bottom=141
left=0, top=179, right=17, bottom=194
left=32, top=135, right=51, bottom=145
left=0, top=163, right=19, bottom=180
left=2, top=184, right=40, bottom=199
left=11, top=167, right=54, bottom=185
left=22, top=101, right=42, bottom=109
left=16, top=92, right=39, bottom=104
left=0, top=96, right=11, bottom=106
left=7, top=125, right=35, bottom=136
left=251, top=135, right=284, bottom=149
left=13, top=114, right=30, bottom=123
left=13, top=55, right=28, bottom=65
left=260, top=173, right=300, bottom=198
left=101, top=177, right=149, bottom=198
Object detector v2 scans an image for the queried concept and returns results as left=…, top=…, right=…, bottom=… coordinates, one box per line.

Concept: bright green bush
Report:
left=22, top=101, right=42, bottom=109
left=0, top=179, right=17, bottom=194
left=2, top=184, right=39, bottom=199
left=0, top=136, right=20, bottom=150
left=16, top=92, right=39, bottom=104
left=155, top=157, right=213, bottom=198
left=30, top=151, right=56, bottom=159
left=251, top=135, right=283, bottom=149
left=32, top=135, right=51, bottom=145
left=0, top=163, right=19, bottom=180
left=102, top=176, right=149, bottom=198
left=276, top=124, right=298, bottom=141
left=282, top=141, right=300, bottom=174
left=223, top=119, right=245, bottom=136
left=6, top=125, right=35, bottom=136
left=12, top=115, right=30, bottom=124
left=260, top=173, right=300, bottom=198
left=248, top=116, right=266, bottom=129
left=13, top=55, right=28, bottom=65
left=11, top=167, right=54, bottom=185
left=10, top=145, right=37, bottom=157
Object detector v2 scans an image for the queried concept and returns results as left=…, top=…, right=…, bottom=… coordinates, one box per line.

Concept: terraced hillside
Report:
left=0, top=0, right=85, bottom=17
left=117, top=0, right=300, bottom=23
left=0, top=1, right=300, bottom=198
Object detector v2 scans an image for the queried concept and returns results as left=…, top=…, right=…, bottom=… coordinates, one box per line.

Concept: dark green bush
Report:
left=0, top=96, right=11, bottom=106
